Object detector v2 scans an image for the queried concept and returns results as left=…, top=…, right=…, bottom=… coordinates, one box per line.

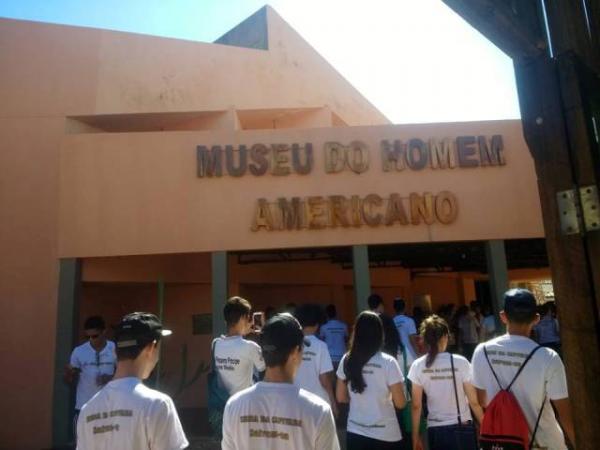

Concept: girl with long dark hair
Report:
left=407, top=315, right=483, bottom=450
left=336, top=311, right=406, bottom=450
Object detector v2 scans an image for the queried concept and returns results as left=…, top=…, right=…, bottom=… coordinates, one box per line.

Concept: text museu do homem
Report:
left=196, top=135, right=506, bottom=231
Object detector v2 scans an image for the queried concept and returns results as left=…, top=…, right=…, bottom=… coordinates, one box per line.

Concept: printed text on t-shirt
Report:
left=216, top=356, right=241, bottom=371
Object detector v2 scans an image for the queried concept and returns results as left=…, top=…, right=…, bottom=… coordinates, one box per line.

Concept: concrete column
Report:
left=352, top=245, right=371, bottom=313
left=212, top=251, right=228, bottom=337
left=52, top=259, right=81, bottom=447
left=485, top=240, right=509, bottom=329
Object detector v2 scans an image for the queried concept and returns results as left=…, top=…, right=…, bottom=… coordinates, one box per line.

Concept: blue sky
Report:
left=0, top=0, right=521, bottom=124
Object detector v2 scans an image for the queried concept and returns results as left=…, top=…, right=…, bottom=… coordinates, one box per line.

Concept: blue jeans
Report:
left=428, top=423, right=478, bottom=450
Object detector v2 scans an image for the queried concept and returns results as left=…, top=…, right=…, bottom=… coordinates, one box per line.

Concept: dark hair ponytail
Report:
left=344, top=311, right=383, bottom=394
left=420, top=314, right=450, bottom=368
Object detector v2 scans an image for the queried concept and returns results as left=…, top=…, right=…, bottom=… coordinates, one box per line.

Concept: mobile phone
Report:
left=252, top=312, right=265, bottom=329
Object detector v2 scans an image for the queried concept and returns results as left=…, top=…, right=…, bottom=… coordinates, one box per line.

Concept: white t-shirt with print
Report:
left=393, top=315, right=418, bottom=365
left=222, top=382, right=339, bottom=450
left=294, top=335, right=334, bottom=403
left=70, top=341, right=117, bottom=409
left=214, top=335, right=266, bottom=396
left=76, top=377, right=188, bottom=450
left=408, top=353, right=473, bottom=427
left=319, top=319, right=348, bottom=363
left=336, top=351, right=404, bottom=442
left=471, top=334, right=569, bottom=450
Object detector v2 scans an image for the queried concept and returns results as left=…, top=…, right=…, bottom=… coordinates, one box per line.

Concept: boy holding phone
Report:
left=214, top=297, right=266, bottom=394
left=210, top=297, right=266, bottom=435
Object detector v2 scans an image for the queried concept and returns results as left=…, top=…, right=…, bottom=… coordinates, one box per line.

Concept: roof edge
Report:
left=214, top=5, right=269, bottom=50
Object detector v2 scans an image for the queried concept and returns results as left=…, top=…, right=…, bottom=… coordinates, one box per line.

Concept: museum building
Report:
left=0, top=7, right=550, bottom=448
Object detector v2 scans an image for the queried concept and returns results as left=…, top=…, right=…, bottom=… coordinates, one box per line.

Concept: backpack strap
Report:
left=484, top=345, right=544, bottom=392
left=449, top=353, right=462, bottom=425
left=211, top=338, right=219, bottom=372
left=483, top=346, right=505, bottom=390
left=507, top=345, right=543, bottom=391
left=529, top=395, right=546, bottom=450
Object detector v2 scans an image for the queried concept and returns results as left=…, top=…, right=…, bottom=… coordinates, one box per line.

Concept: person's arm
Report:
left=544, top=351, right=572, bottom=447
left=315, top=408, right=341, bottom=450
left=390, top=382, right=406, bottom=409
left=386, top=356, right=407, bottom=409
left=318, top=346, right=338, bottom=416
left=64, top=364, right=80, bottom=385
left=319, top=371, right=339, bottom=418
left=463, top=382, right=484, bottom=424
left=407, top=318, right=421, bottom=355
left=476, top=388, right=487, bottom=410
left=65, top=349, right=81, bottom=385
left=552, top=398, right=575, bottom=448
left=251, top=342, right=266, bottom=379
left=411, top=383, right=425, bottom=450
left=335, top=378, right=349, bottom=404
left=470, top=344, right=488, bottom=410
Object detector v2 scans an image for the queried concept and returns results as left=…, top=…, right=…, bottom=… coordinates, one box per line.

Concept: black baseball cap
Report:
left=260, top=313, right=310, bottom=355
left=504, top=288, right=537, bottom=316
left=114, top=312, right=172, bottom=349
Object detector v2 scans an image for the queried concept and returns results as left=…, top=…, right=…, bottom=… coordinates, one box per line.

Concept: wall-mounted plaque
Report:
left=192, top=314, right=212, bottom=335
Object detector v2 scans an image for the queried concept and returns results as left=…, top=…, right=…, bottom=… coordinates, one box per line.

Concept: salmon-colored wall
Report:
left=59, top=120, right=544, bottom=258
left=0, top=118, right=63, bottom=449
left=79, top=282, right=212, bottom=409
left=0, top=18, right=100, bottom=446
left=0, top=10, right=389, bottom=447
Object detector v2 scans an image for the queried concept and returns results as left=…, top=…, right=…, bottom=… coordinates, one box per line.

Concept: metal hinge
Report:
left=557, top=185, right=600, bottom=235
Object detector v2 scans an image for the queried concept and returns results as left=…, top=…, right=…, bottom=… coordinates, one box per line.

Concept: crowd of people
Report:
left=67, top=290, right=573, bottom=450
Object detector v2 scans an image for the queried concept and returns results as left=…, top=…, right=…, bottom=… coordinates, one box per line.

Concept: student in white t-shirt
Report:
left=214, top=297, right=266, bottom=395
left=210, top=297, right=266, bottom=436
left=336, top=311, right=406, bottom=450
left=222, top=313, right=339, bottom=450
left=65, top=316, right=117, bottom=437
left=408, top=315, right=483, bottom=450
left=393, top=298, right=420, bottom=367
left=471, top=289, right=575, bottom=450
left=319, top=304, right=349, bottom=371
left=293, top=304, right=338, bottom=417
left=77, top=312, right=188, bottom=450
